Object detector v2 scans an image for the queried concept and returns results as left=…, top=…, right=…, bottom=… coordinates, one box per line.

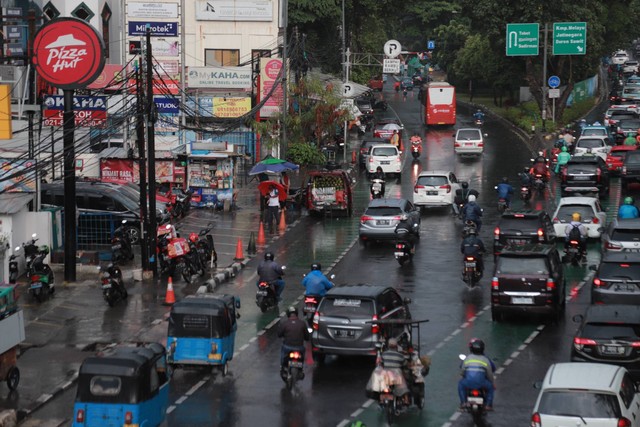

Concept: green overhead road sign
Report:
left=553, top=22, right=587, bottom=55
left=506, top=23, right=539, bottom=56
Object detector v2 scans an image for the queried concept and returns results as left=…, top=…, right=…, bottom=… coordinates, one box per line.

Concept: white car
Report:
left=624, top=60, right=639, bottom=74
left=453, top=128, right=484, bottom=156
left=573, top=135, right=611, bottom=160
left=531, top=363, right=640, bottom=427
left=366, top=144, right=402, bottom=178
left=552, top=196, right=606, bottom=239
left=612, top=51, right=630, bottom=65
left=412, top=170, right=461, bottom=208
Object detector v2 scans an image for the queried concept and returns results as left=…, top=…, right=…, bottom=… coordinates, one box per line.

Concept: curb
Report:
left=18, top=372, right=78, bottom=422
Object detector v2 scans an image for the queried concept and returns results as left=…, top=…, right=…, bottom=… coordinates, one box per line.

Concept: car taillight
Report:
left=573, top=337, right=596, bottom=346
left=371, top=315, right=379, bottom=334
left=530, top=412, right=541, bottom=427
left=592, top=217, right=599, bottom=224
left=369, top=157, right=373, bottom=163
left=537, top=228, right=544, bottom=239
left=596, top=168, right=602, bottom=182
left=102, top=278, right=110, bottom=284
left=618, top=417, right=632, bottom=427
left=630, top=341, right=640, bottom=348
left=312, top=312, right=319, bottom=330
left=478, top=142, right=484, bottom=147
left=491, top=277, right=499, bottom=290
left=552, top=217, right=559, bottom=223
left=605, top=241, right=623, bottom=250
left=360, top=215, right=373, bottom=224
left=414, top=185, right=424, bottom=193
left=125, top=411, right=133, bottom=425
left=494, top=227, right=500, bottom=238
left=76, top=409, right=85, bottom=423
left=454, top=142, right=460, bottom=147
left=593, top=277, right=604, bottom=287
left=439, top=184, right=451, bottom=193
left=546, top=278, right=555, bottom=291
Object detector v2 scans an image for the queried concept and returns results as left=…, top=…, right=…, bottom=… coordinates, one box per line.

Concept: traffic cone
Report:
left=163, top=277, right=176, bottom=306
left=257, top=221, right=266, bottom=245
left=233, top=238, right=245, bottom=262
left=247, top=232, right=257, bottom=255
left=278, top=209, right=287, bottom=232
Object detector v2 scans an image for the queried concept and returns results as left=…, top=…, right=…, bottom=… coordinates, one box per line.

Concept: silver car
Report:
left=359, top=198, right=421, bottom=243
left=602, top=218, right=640, bottom=253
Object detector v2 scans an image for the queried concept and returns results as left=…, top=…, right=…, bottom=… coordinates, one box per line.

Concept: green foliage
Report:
left=287, top=140, right=326, bottom=166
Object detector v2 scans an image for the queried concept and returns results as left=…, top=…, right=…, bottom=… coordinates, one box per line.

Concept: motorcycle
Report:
left=461, top=220, right=478, bottom=238
left=370, top=178, right=385, bottom=199
left=8, top=246, right=20, bottom=284
left=98, top=263, right=127, bottom=307
left=22, top=233, right=39, bottom=272
left=112, top=220, right=134, bottom=264
left=195, top=223, right=217, bottom=270
left=255, top=280, right=280, bottom=313
left=157, top=223, right=193, bottom=283
left=28, top=245, right=54, bottom=302
left=532, top=174, right=546, bottom=194
left=394, top=241, right=413, bottom=266
left=301, top=274, right=335, bottom=330
left=459, top=354, right=488, bottom=425
left=462, top=255, right=482, bottom=288
left=186, top=237, right=205, bottom=277
left=474, top=117, right=484, bottom=126
left=281, top=348, right=304, bottom=390
left=520, top=185, right=532, bottom=202
left=497, top=198, right=508, bottom=213
left=165, top=188, right=193, bottom=219
left=410, top=137, right=422, bottom=160
left=563, top=240, right=584, bottom=266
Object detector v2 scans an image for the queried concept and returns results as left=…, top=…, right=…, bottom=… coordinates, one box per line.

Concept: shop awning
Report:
left=0, top=193, right=34, bottom=214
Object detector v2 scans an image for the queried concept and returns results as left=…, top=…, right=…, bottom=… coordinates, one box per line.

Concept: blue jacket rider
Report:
left=473, top=109, right=485, bottom=121
left=302, top=263, right=334, bottom=296
left=495, top=177, right=514, bottom=207
left=461, top=195, right=483, bottom=232
left=459, top=338, right=495, bottom=411
left=618, top=197, right=640, bottom=219
left=257, top=251, right=285, bottom=299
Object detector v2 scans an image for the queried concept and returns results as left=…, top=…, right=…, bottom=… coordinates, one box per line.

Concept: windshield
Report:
left=371, top=147, right=398, bottom=156
left=168, top=314, right=228, bottom=338
left=496, top=256, right=548, bottom=275
left=498, top=217, right=541, bottom=233
left=556, top=205, right=593, bottom=222
left=457, top=130, right=481, bottom=140
left=365, top=206, right=403, bottom=217
left=620, top=120, right=640, bottom=129
left=577, top=139, right=605, bottom=148
left=538, top=391, right=620, bottom=418
left=582, top=323, right=640, bottom=340
left=582, top=129, right=606, bottom=136
left=610, top=227, right=640, bottom=241
left=625, top=153, right=640, bottom=165
left=416, top=176, right=447, bottom=187
left=320, top=297, right=374, bottom=318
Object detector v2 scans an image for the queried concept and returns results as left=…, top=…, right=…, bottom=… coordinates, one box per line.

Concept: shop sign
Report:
left=155, top=114, right=179, bottom=132
left=128, top=78, right=179, bottom=94
left=127, top=3, right=178, bottom=19
left=86, top=64, right=125, bottom=90
left=195, top=0, right=273, bottom=21
left=259, top=57, right=282, bottom=118
left=154, top=96, right=179, bottom=114
left=43, top=95, right=108, bottom=127
left=187, top=66, right=252, bottom=89
left=128, top=21, right=178, bottom=37
left=192, top=141, right=228, bottom=151
left=100, top=159, right=138, bottom=183
left=213, top=97, right=251, bottom=117
left=156, top=160, right=175, bottom=182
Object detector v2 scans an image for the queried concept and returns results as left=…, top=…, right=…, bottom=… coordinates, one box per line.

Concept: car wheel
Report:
left=124, top=226, right=140, bottom=244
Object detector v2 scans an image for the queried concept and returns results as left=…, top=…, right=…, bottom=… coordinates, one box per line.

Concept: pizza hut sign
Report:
left=31, top=17, right=106, bottom=90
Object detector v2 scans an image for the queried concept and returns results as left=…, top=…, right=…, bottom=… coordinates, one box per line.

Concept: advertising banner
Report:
left=259, top=57, right=282, bottom=118
left=155, top=115, right=179, bottom=133
left=127, top=2, right=178, bottom=18
left=43, top=95, right=108, bottom=127
left=0, top=159, right=36, bottom=192
left=213, top=97, right=251, bottom=118
left=154, top=96, right=179, bottom=114
left=128, top=21, right=178, bottom=37
left=100, top=158, right=137, bottom=183
left=187, top=66, right=252, bottom=89
left=195, top=0, right=273, bottom=21
left=86, top=64, right=125, bottom=90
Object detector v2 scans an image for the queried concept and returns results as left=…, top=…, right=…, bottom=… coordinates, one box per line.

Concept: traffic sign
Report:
left=383, top=58, right=400, bottom=74
left=384, top=39, right=401, bottom=58
left=427, top=40, right=435, bottom=50
left=342, top=82, right=354, bottom=98
left=553, top=22, right=587, bottom=55
left=506, top=23, right=539, bottom=56
left=548, top=75, right=560, bottom=88
left=548, top=88, right=560, bottom=98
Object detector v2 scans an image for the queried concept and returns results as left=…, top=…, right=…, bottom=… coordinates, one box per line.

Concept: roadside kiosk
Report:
left=0, top=284, right=26, bottom=390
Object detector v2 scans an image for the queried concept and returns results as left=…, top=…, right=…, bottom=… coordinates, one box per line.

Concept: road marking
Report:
left=175, top=396, right=187, bottom=404
left=185, top=379, right=208, bottom=396
left=166, top=405, right=176, bottom=414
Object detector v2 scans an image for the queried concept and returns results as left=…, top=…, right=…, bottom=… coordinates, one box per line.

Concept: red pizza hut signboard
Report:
left=32, top=17, right=105, bottom=90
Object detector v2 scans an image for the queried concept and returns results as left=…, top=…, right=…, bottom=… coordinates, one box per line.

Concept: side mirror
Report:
left=458, top=354, right=466, bottom=361
left=533, top=380, right=543, bottom=389
left=330, top=274, right=336, bottom=280
left=572, top=314, right=584, bottom=323
left=403, top=297, right=412, bottom=305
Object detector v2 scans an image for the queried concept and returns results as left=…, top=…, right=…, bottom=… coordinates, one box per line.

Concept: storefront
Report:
left=187, top=141, right=241, bottom=209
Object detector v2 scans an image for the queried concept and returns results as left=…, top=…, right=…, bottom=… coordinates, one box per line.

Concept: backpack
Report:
left=568, top=224, right=582, bottom=242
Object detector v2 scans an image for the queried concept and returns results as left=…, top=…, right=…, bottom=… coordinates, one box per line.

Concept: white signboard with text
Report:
left=383, top=59, right=400, bottom=74
left=187, top=66, right=252, bottom=89
left=128, top=2, right=178, bottom=18
left=195, top=0, right=273, bottom=21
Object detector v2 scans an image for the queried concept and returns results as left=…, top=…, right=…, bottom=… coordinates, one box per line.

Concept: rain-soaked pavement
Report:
left=3, top=78, right=620, bottom=427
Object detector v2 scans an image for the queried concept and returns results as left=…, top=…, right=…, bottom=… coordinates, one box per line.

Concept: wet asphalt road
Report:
left=4, top=78, right=621, bottom=427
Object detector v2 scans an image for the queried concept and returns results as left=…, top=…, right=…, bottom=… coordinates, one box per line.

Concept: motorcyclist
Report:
left=277, top=306, right=310, bottom=375
left=624, top=132, right=637, bottom=146
left=554, top=146, right=571, bottom=173
left=618, top=196, right=640, bottom=219
left=371, top=166, right=386, bottom=198
left=395, top=216, right=419, bottom=254
left=410, top=133, right=422, bottom=153
left=302, top=263, right=334, bottom=296
left=458, top=338, right=496, bottom=411
left=495, top=177, right=514, bottom=208
left=380, top=337, right=411, bottom=404
left=461, top=194, right=483, bottom=232
left=564, top=213, right=588, bottom=256
left=453, top=182, right=479, bottom=216
left=257, top=252, right=285, bottom=301
left=519, top=166, right=533, bottom=187
left=562, top=129, right=576, bottom=150
left=529, top=154, right=550, bottom=182
left=473, top=109, right=485, bottom=122
left=460, top=227, right=485, bottom=275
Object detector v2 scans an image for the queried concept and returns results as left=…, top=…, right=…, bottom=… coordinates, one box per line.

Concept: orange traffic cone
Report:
left=163, top=277, right=176, bottom=306
left=257, top=221, right=266, bottom=245
left=233, top=238, right=245, bottom=262
left=278, top=209, right=287, bottom=232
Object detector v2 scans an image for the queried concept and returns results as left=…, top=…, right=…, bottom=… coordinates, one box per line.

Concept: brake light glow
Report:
left=125, top=411, right=133, bottom=425
left=439, top=184, right=451, bottom=193
left=304, top=296, right=318, bottom=304
left=573, top=337, right=596, bottom=346
left=514, top=214, right=525, bottom=218
left=289, top=351, right=302, bottom=359
left=494, top=227, right=500, bottom=236
left=414, top=185, right=425, bottom=193
left=569, top=240, right=579, bottom=245
left=471, top=389, right=480, bottom=397
left=531, top=412, right=541, bottom=427
left=592, top=217, right=599, bottom=224
left=360, top=215, right=373, bottom=224
left=491, top=277, right=499, bottom=290
left=618, top=417, right=632, bottom=427
left=553, top=217, right=559, bottom=223
left=546, top=278, right=555, bottom=291
left=605, top=241, right=623, bottom=250
left=620, top=264, right=630, bottom=268
left=396, top=243, right=404, bottom=249
left=537, top=228, right=544, bottom=238
left=630, top=341, right=640, bottom=348
left=454, top=142, right=460, bottom=147
left=313, top=312, right=319, bottom=330
left=478, top=142, right=484, bottom=147
left=593, top=278, right=603, bottom=287
left=371, top=315, right=379, bottom=334
left=465, top=256, right=475, bottom=261
left=76, top=409, right=85, bottom=423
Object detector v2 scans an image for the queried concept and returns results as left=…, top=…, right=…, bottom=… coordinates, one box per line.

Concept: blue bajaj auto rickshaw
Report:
left=72, top=342, right=169, bottom=427
left=167, top=294, right=240, bottom=375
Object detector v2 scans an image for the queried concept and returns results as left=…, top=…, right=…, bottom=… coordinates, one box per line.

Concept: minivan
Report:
left=454, top=128, right=484, bottom=156
left=366, top=144, right=402, bottom=179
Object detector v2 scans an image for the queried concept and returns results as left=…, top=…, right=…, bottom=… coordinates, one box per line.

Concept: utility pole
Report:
left=541, top=23, right=548, bottom=131
left=343, top=48, right=351, bottom=163
left=341, top=0, right=346, bottom=81
left=136, top=64, right=149, bottom=271
left=145, top=26, right=158, bottom=280
left=280, top=0, right=288, bottom=159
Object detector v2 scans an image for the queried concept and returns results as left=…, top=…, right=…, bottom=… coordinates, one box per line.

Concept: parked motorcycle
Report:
left=520, top=185, right=532, bottom=202
left=459, top=354, right=488, bottom=425
left=370, top=178, right=385, bottom=199
left=194, top=222, right=217, bottom=270
left=563, top=240, right=584, bottom=266
left=8, top=247, right=20, bottom=284
left=186, top=234, right=205, bottom=276
left=462, top=255, right=482, bottom=288
left=28, top=245, right=54, bottom=302
left=166, top=188, right=193, bottom=218
left=112, top=220, right=134, bottom=264
left=22, top=233, right=39, bottom=271
left=281, top=348, right=304, bottom=390
left=157, top=223, right=192, bottom=283
left=98, top=263, right=127, bottom=307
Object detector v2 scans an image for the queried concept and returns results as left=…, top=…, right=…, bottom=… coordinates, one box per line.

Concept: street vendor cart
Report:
left=0, top=285, right=25, bottom=390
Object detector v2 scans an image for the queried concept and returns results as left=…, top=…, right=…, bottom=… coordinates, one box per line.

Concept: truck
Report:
left=305, top=168, right=356, bottom=217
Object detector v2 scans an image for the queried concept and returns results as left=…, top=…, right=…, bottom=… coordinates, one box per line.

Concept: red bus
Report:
left=420, top=82, right=456, bottom=126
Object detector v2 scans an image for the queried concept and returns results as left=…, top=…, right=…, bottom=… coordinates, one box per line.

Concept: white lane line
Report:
left=185, top=379, right=208, bottom=396
left=256, top=330, right=266, bottom=336
left=239, top=344, right=249, bottom=352
left=166, top=405, right=176, bottom=414
left=175, top=396, right=187, bottom=404
left=495, top=367, right=505, bottom=375
left=451, top=328, right=462, bottom=336
left=518, top=344, right=527, bottom=351
left=510, top=351, right=520, bottom=359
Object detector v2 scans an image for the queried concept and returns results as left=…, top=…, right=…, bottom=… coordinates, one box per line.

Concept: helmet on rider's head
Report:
left=572, top=212, right=582, bottom=222
left=310, top=262, right=321, bottom=271
left=189, top=232, right=198, bottom=243
left=469, top=338, right=485, bottom=355
left=523, top=166, right=530, bottom=173
left=467, top=227, right=477, bottom=236
left=264, top=252, right=275, bottom=261
left=502, top=177, right=509, bottom=183
left=561, top=146, right=567, bottom=152
left=467, top=195, right=476, bottom=203
left=477, top=109, right=482, bottom=113
left=624, top=196, right=634, bottom=205
left=286, top=306, right=298, bottom=318
left=461, top=181, right=469, bottom=189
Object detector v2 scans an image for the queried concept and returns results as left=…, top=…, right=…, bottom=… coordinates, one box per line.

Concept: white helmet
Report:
left=468, top=195, right=476, bottom=202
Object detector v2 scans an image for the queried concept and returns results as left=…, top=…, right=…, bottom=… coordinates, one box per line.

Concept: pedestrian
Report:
left=390, top=130, right=400, bottom=148
left=266, top=184, right=280, bottom=233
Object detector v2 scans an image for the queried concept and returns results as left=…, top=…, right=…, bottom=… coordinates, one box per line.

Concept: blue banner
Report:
left=154, top=97, right=179, bottom=114
left=128, top=21, right=178, bottom=37
left=43, top=95, right=107, bottom=111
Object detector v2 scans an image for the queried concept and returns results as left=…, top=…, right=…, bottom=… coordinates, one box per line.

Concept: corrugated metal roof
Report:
left=0, top=193, right=33, bottom=214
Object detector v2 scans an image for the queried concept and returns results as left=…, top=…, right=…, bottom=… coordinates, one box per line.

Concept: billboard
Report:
left=43, top=95, right=108, bottom=127
left=259, top=57, right=282, bottom=118
left=187, top=66, right=252, bottom=89
left=213, top=97, right=251, bottom=118
left=0, top=159, right=36, bottom=192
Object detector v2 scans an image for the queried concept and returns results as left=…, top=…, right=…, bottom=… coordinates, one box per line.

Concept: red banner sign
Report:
left=128, top=78, right=179, bottom=95
left=43, top=109, right=107, bottom=127
left=100, top=159, right=138, bottom=183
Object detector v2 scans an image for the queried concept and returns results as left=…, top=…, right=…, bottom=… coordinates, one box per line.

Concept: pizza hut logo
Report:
left=32, top=17, right=105, bottom=90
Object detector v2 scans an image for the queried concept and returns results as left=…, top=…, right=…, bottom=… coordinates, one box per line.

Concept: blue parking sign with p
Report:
left=427, top=40, right=435, bottom=50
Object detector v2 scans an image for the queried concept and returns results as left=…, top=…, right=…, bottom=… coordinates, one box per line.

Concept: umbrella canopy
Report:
left=257, top=181, right=287, bottom=201
left=382, top=123, right=401, bottom=131
left=249, top=158, right=299, bottom=176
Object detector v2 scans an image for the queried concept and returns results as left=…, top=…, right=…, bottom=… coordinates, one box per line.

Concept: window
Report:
left=43, top=2, right=60, bottom=20
left=101, top=4, right=111, bottom=59
left=71, top=3, right=95, bottom=21
left=89, top=376, right=121, bottom=396
left=205, top=49, right=240, bottom=67
left=619, top=373, right=637, bottom=408
left=86, top=194, right=116, bottom=211
left=538, top=391, right=621, bottom=418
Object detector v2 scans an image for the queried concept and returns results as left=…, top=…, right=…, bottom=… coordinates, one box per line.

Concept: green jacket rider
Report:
left=624, top=133, right=637, bottom=146
left=554, top=146, right=571, bottom=173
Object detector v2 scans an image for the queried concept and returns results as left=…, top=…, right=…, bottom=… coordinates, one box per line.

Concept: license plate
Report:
left=289, top=361, right=303, bottom=368
left=377, top=220, right=390, bottom=225
left=111, top=244, right=122, bottom=250
left=465, top=142, right=474, bottom=146
left=303, top=305, right=316, bottom=313
left=380, top=161, right=390, bottom=165
left=380, top=393, right=394, bottom=401
left=394, top=252, right=406, bottom=257
left=465, top=262, right=476, bottom=268
left=102, top=284, right=112, bottom=289
left=467, top=396, right=484, bottom=405
left=426, top=191, right=438, bottom=196
left=508, top=239, right=527, bottom=245
left=334, top=329, right=356, bottom=338
left=208, top=353, right=222, bottom=360
left=615, top=284, right=637, bottom=292
left=30, top=283, right=42, bottom=289
left=512, top=297, right=533, bottom=304
left=601, top=345, right=625, bottom=355
left=256, top=290, right=268, bottom=296
left=573, top=176, right=591, bottom=180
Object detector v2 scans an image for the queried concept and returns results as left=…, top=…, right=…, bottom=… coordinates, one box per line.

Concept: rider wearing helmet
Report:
left=188, top=232, right=199, bottom=244
left=453, top=181, right=479, bottom=216
left=554, top=145, right=571, bottom=173
left=460, top=227, right=486, bottom=274
left=624, top=131, right=637, bottom=146
left=473, top=109, right=485, bottom=122
left=277, top=306, right=310, bottom=374
left=458, top=338, right=496, bottom=411
left=461, top=194, right=483, bottom=232
left=257, top=252, right=286, bottom=300
left=618, top=196, right=640, bottom=219
left=495, top=177, right=514, bottom=208
left=519, top=166, right=533, bottom=186
left=301, top=263, right=335, bottom=297
left=564, top=213, right=588, bottom=256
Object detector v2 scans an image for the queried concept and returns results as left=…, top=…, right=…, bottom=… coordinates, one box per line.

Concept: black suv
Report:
left=310, top=284, right=411, bottom=363
left=621, top=149, right=640, bottom=189
left=571, top=304, right=640, bottom=380
left=559, top=155, right=610, bottom=197
left=358, top=137, right=388, bottom=168
left=41, top=182, right=144, bottom=244
left=491, top=244, right=565, bottom=322
left=591, top=252, right=640, bottom=304
left=493, top=210, right=556, bottom=256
